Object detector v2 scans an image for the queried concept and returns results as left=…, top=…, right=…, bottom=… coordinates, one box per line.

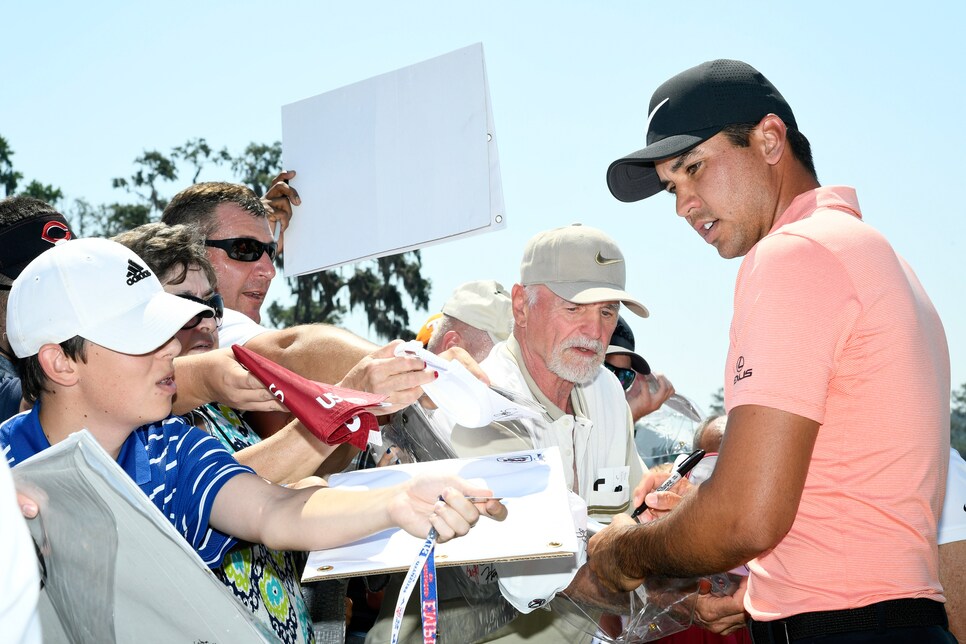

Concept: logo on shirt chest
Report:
left=734, top=356, right=753, bottom=384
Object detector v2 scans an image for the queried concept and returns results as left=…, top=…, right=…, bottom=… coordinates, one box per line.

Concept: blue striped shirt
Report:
left=0, top=404, right=254, bottom=567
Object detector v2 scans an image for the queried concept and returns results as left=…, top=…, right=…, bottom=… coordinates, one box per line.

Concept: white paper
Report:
left=12, top=431, right=272, bottom=643
left=302, top=447, right=578, bottom=581
left=393, top=340, right=543, bottom=427
left=281, top=42, right=505, bottom=275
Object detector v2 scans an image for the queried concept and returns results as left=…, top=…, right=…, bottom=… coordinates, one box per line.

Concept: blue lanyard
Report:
left=391, top=527, right=439, bottom=644
left=420, top=535, right=438, bottom=642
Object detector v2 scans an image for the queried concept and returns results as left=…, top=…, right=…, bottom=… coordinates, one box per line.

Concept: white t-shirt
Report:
left=0, top=457, right=41, bottom=643
left=217, top=308, right=270, bottom=348
left=939, top=448, right=966, bottom=546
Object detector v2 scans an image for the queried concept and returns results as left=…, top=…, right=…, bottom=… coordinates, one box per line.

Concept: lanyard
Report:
left=391, top=527, right=439, bottom=643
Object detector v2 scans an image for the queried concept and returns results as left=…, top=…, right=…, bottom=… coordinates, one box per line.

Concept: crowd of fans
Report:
left=0, top=58, right=961, bottom=644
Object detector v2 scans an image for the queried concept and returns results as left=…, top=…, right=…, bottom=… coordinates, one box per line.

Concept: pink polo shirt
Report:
left=725, top=186, right=950, bottom=620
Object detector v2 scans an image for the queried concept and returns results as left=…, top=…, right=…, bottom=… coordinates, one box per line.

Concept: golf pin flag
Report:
left=232, top=344, right=387, bottom=450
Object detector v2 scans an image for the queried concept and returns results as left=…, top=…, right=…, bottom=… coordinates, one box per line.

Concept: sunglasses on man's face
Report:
left=603, top=362, right=637, bottom=391
left=178, top=293, right=224, bottom=330
left=205, top=237, right=277, bottom=263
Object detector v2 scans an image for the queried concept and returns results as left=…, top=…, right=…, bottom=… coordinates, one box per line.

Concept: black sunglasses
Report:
left=205, top=237, right=277, bottom=262
left=178, top=293, right=224, bottom=330
left=604, top=362, right=637, bottom=391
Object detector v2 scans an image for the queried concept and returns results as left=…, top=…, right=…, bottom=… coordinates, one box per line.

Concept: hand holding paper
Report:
left=394, top=340, right=543, bottom=427
left=336, top=340, right=439, bottom=414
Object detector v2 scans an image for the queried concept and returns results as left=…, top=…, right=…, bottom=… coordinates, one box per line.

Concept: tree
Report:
left=111, top=149, right=180, bottom=214
left=172, top=138, right=231, bottom=185
left=231, top=142, right=281, bottom=197
left=21, top=180, right=63, bottom=206
left=952, top=383, right=966, bottom=455
left=708, top=387, right=725, bottom=416
left=0, top=136, right=23, bottom=196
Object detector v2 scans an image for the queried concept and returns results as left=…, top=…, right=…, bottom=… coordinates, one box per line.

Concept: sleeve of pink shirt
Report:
left=726, top=231, right=861, bottom=424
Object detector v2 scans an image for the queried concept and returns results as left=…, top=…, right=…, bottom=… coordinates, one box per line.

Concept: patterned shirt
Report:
left=0, top=404, right=253, bottom=567
left=188, top=403, right=314, bottom=644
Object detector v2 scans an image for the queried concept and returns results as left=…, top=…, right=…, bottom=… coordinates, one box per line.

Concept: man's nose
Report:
left=196, top=313, right=218, bottom=334
left=675, top=186, right=699, bottom=221
left=578, top=311, right=606, bottom=338
left=255, top=252, right=277, bottom=279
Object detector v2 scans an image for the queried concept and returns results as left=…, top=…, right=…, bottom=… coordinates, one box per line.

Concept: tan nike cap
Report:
left=519, top=223, right=648, bottom=317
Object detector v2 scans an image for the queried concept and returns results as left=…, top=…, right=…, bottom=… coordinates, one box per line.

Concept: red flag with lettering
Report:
left=232, top=344, right=387, bottom=450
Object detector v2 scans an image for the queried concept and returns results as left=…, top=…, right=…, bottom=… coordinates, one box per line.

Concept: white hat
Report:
left=7, top=237, right=209, bottom=357
left=441, top=280, right=513, bottom=342
left=519, top=224, right=648, bottom=317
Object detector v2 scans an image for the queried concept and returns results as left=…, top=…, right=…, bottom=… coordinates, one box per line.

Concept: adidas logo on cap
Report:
left=126, top=259, right=151, bottom=285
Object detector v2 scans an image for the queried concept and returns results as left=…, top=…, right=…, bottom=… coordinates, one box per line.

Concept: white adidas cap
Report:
left=7, top=237, right=209, bottom=357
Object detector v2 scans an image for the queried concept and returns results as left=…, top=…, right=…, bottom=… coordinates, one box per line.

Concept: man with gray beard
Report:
left=369, top=224, right=648, bottom=644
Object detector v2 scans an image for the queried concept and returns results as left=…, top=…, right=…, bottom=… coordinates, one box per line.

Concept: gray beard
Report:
left=547, top=338, right=604, bottom=385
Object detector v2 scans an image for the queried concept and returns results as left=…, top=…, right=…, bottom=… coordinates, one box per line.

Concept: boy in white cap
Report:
left=1, top=238, right=505, bottom=573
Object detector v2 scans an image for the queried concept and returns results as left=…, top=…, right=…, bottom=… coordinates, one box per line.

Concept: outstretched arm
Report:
left=209, top=472, right=507, bottom=550
left=172, top=348, right=285, bottom=415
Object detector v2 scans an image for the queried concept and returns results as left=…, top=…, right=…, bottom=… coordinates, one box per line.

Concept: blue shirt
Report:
left=0, top=354, right=22, bottom=423
left=0, top=405, right=255, bottom=567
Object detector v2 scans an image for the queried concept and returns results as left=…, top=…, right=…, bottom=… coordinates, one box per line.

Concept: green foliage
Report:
left=952, top=383, right=966, bottom=455
left=0, top=136, right=23, bottom=196
left=172, top=138, right=231, bottom=185
left=347, top=252, right=431, bottom=340
left=231, top=142, right=282, bottom=197
left=21, top=180, right=63, bottom=205
left=267, top=268, right=347, bottom=328
left=708, top=387, right=725, bottom=416
left=112, top=149, right=180, bottom=214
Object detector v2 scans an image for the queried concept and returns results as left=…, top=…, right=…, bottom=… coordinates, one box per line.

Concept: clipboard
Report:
left=302, top=447, right=578, bottom=581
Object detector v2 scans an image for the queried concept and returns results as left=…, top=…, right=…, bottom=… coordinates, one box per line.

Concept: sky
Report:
left=2, top=1, right=963, bottom=411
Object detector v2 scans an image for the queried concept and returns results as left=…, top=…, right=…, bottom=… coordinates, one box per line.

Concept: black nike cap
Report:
left=607, top=59, right=797, bottom=203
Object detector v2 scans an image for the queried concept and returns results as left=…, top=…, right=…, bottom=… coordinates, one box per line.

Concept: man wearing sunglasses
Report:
left=161, top=179, right=467, bottom=418
left=604, top=315, right=674, bottom=423
left=163, top=181, right=280, bottom=327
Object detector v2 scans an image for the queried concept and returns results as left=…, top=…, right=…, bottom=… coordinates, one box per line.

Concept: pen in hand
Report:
left=630, top=448, right=705, bottom=523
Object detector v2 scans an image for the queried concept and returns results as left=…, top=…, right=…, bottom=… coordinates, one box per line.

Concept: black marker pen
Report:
left=631, top=449, right=705, bottom=522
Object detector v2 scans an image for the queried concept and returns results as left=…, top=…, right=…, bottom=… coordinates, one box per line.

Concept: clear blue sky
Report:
left=3, top=1, right=963, bottom=410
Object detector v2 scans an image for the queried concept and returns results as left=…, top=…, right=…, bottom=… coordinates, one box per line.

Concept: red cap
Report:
left=232, top=344, right=387, bottom=450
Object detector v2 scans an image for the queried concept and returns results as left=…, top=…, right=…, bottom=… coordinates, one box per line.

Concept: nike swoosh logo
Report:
left=595, top=252, right=623, bottom=266
left=646, top=97, right=670, bottom=136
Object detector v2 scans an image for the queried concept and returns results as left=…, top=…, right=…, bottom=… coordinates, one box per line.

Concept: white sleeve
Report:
left=939, top=448, right=966, bottom=545
left=494, top=491, right=586, bottom=613
left=0, top=458, right=41, bottom=643
left=217, top=308, right=270, bottom=348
